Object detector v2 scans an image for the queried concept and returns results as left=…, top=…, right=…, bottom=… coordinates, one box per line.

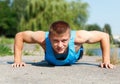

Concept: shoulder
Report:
left=75, top=30, right=90, bottom=38
left=31, top=31, right=47, bottom=43
left=74, top=30, right=92, bottom=43
left=75, top=30, right=109, bottom=43
left=18, top=30, right=46, bottom=43
left=76, top=30, right=89, bottom=34
left=17, top=31, right=45, bottom=36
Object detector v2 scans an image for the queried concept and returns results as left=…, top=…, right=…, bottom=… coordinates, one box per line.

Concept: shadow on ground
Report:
left=7, top=60, right=99, bottom=67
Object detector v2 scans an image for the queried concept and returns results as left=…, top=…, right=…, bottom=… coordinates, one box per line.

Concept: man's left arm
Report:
left=76, top=30, right=114, bottom=69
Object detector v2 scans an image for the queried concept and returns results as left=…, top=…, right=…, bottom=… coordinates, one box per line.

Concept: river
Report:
left=89, top=48, right=120, bottom=58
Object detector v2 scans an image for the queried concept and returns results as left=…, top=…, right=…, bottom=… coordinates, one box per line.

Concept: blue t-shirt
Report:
left=45, top=31, right=83, bottom=66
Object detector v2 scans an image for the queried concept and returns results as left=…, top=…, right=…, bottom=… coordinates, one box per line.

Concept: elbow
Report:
left=15, top=32, right=23, bottom=39
left=14, top=32, right=24, bottom=50
left=14, top=32, right=24, bottom=43
left=104, top=33, right=110, bottom=40
left=101, top=32, right=110, bottom=43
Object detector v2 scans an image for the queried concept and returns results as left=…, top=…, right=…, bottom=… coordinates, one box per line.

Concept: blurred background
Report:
left=0, top=0, right=120, bottom=60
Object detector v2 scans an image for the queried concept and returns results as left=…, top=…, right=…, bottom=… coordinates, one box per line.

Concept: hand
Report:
left=100, top=63, right=115, bottom=69
left=12, top=62, right=26, bottom=68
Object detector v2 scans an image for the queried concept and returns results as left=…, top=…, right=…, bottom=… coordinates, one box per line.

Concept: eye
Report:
left=62, top=39, right=68, bottom=42
left=53, top=40, right=59, bottom=43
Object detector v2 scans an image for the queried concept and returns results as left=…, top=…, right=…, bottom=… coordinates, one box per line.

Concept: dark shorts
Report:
left=77, top=45, right=84, bottom=60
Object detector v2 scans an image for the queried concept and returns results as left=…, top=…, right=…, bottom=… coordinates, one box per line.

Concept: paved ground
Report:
left=0, top=55, right=120, bottom=84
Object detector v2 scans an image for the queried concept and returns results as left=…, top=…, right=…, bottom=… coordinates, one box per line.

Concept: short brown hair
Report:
left=49, top=21, right=71, bottom=35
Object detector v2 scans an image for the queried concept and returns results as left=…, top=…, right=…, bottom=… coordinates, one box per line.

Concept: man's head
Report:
left=49, top=21, right=71, bottom=54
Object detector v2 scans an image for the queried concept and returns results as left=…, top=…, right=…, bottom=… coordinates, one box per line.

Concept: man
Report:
left=12, top=21, right=114, bottom=69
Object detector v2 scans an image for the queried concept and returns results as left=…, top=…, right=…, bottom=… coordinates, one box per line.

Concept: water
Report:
left=89, top=48, right=120, bottom=58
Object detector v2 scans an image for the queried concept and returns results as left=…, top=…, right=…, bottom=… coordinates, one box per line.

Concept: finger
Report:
left=108, top=64, right=114, bottom=69
left=108, top=64, right=111, bottom=69
left=20, top=63, right=25, bottom=67
left=19, top=64, right=22, bottom=67
left=12, top=64, right=14, bottom=67
left=19, top=64, right=23, bottom=67
left=22, top=63, right=26, bottom=67
left=16, top=64, right=20, bottom=67
left=12, top=64, right=17, bottom=68
left=105, top=64, right=109, bottom=69
left=100, top=63, right=104, bottom=68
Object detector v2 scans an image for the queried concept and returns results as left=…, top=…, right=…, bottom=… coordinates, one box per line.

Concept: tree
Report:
left=18, top=0, right=89, bottom=31
left=11, top=0, right=28, bottom=32
left=11, top=0, right=28, bottom=21
left=103, top=24, right=113, bottom=43
left=68, top=0, right=89, bottom=29
left=0, top=0, right=17, bottom=37
left=85, top=24, right=102, bottom=31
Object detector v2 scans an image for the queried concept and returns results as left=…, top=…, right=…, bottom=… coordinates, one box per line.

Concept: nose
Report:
left=58, top=41, right=63, bottom=47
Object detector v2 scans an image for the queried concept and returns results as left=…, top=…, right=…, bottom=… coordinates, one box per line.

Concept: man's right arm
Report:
left=12, top=31, right=45, bottom=67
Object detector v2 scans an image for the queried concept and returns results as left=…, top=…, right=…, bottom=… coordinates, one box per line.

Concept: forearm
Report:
left=100, top=33, right=110, bottom=63
left=14, top=33, right=24, bottom=63
left=79, top=30, right=114, bottom=68
left=14, top=48, right=23, bottom=63
left=13, top=43, right=25, bottom=67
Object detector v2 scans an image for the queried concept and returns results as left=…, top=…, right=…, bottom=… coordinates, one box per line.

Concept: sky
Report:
left=82, top=0, right=120, bottom=35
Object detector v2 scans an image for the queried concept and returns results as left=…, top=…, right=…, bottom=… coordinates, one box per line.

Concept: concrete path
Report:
left=0, top=56, right=120, bottom=84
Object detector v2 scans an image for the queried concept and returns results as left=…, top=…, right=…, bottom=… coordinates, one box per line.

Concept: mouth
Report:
left=57, top=48, right=64, bottom=52
left=55, top=47, right=67, bottom=54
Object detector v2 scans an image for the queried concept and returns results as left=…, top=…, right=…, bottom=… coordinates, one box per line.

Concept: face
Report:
left=49, top=31, right=70, bottom=54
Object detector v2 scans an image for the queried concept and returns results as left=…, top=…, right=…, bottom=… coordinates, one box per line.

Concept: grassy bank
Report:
left=83, top=43, right=101, bottom=56
left=0, top=36, right=14, bottom=56
left=0, top=36, right=43, bottom=56
left=0, top=36, right=14, bottom=44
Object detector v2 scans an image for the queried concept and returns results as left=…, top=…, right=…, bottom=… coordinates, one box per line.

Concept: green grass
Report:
left=0, top=44, right=13, bottom=56
left=0, top=36, right=14, bottom=56
left=85, top=49, right=95, bottom=56
left=84, top=43, right=100, bottom=49
left=0, top=36, right=14, bottom=44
